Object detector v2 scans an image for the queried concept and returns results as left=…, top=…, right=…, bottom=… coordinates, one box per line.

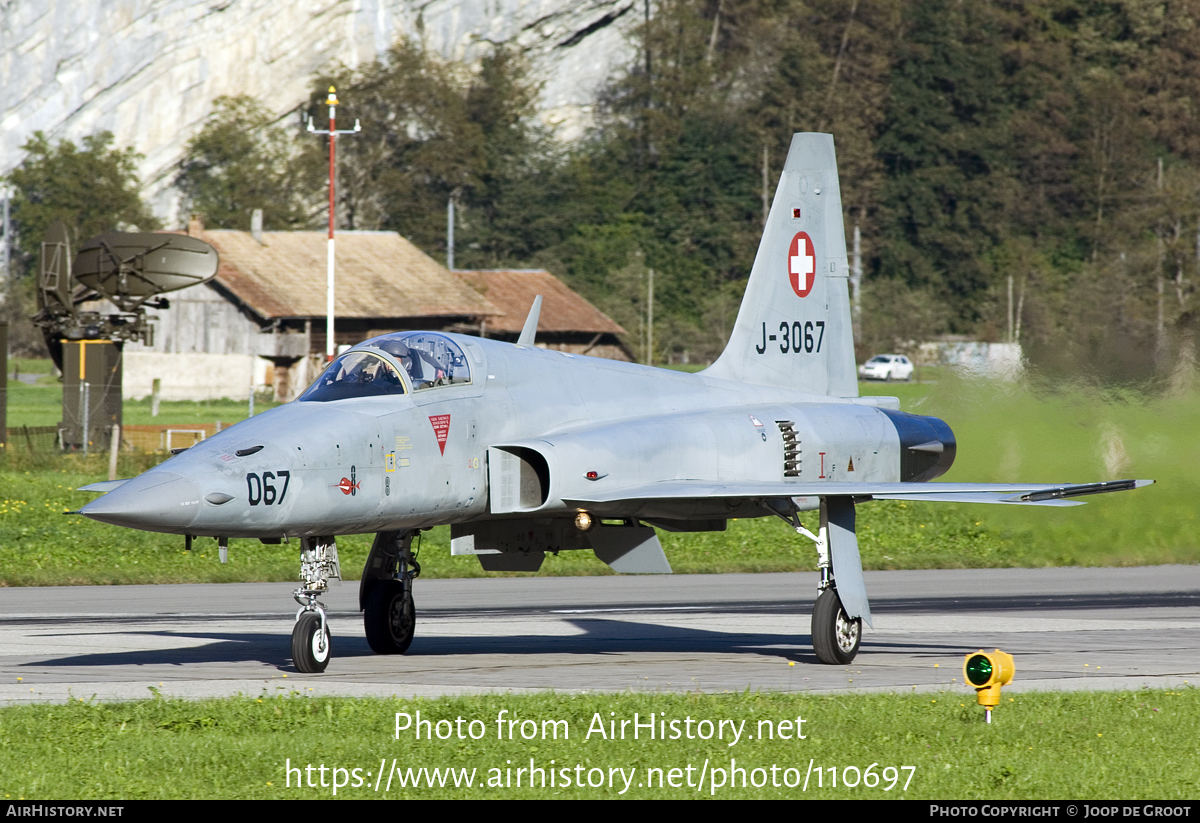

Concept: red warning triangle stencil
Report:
left=429, top=414, right=451, bottom=455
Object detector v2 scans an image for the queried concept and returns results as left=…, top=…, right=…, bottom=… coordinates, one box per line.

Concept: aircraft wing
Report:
left=564, top=479, right=1153, bottom=509
left=78, top=479, right=131, bottom=493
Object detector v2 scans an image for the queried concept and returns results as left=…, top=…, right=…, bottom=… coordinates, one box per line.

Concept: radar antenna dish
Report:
left=73, top=233, right=219, bottom=312
left=31, top=227, right=220, bottom=371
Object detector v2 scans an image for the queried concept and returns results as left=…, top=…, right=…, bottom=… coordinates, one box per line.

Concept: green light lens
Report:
left=966, top=655, right=993, bottom=686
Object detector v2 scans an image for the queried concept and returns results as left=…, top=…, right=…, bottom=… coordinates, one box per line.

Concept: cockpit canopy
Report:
left=363, top=332, right=471, bottom=390
left=297, top=350, right=407, bottom=402
left=297, top=332, right=471, bottom=402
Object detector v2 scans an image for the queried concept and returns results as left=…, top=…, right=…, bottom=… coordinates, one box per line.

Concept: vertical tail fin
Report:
left=703, top=133, right=857, bottom=397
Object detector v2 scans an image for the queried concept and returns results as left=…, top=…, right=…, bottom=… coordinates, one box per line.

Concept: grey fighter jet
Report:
left=80, top=134, right=1151, bottom=673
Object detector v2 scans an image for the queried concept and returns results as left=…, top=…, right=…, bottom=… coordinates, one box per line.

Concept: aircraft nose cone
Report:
left=80, top=471, right=203, bottom=533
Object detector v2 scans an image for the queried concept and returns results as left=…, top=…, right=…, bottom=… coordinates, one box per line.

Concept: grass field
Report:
left=5, top=386, right=280, bottom=430
left=0, top=367, right=1195, bottom=585
left=0, top=689, right=1196, bottom=799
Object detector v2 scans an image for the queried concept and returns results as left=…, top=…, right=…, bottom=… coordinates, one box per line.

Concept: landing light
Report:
left=574, top=512, right=595, bottom=532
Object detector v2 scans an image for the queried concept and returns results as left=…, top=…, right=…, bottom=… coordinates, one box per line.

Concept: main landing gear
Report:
left=772, top=496, right=867, bottom=665
left=811, top=587, right=861, bottom=665
left=360, top=530, right=420, bottom=655
left=292, top=536, right=342, bottom=673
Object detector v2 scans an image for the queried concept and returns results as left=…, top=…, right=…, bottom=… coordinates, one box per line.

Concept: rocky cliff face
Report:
left=1, top=0, right=638, bottom=224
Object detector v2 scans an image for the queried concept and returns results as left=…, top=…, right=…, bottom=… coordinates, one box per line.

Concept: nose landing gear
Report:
left=291, top=536, right=341, bottom=673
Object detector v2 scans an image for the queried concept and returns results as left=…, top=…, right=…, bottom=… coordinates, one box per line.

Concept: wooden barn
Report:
left=122, top=221, right=629, bottom=402
left=452, top=269, right=631, bottom=362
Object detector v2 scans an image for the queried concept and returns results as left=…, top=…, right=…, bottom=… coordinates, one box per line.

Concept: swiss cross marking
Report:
left=788, top=232, right=816, bottom=298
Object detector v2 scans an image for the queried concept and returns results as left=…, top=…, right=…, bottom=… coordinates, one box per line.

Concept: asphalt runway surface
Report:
left=1, top=566, right=1198, bottom=703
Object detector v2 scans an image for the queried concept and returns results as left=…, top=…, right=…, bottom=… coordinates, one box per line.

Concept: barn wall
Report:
left=124, top=352, right=256, bottom=401
left=124, top=282, right=266, bottom=355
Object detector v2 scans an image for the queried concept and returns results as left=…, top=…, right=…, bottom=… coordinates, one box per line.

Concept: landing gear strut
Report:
left=772, top=496, right=868, bottom=665
left=361, top=530, right=420, bottom=654
left=292, top=536, right=341, bottom=673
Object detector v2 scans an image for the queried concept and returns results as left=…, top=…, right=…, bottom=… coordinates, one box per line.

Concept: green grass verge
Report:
left=882, top=375, right=1200, bottom=568
left=0, top=464, right=1141, bottom=585
left=0, top=689, right=1196, bottom=798
left=4, top=377, right=280, bottom=429
left=0, top=372, right=1196, bottom=585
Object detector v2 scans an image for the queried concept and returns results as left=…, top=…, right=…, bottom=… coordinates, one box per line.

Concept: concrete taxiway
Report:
left=0, top=566, right=1197, bottom=703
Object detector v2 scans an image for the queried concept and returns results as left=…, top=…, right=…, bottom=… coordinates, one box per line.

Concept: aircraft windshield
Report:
left=362, top=332, right=471, bottom=390
left=298, top=351, right=407, bottom=402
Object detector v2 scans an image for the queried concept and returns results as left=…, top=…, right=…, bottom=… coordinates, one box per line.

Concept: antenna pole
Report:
left=447, top=195, right=455, bottom=271
left=307, top=86, right=361, bottom=361
left=328, top=89, right=335, bottom=362
left=1, top=191, right=8, bottom=311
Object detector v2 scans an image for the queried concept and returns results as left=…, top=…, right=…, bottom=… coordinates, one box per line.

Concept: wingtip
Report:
left=78, top=479, right=131, bottom=493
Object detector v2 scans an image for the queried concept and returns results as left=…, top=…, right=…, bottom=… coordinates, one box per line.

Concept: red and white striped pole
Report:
left=308, top=86, right=361, bottom=361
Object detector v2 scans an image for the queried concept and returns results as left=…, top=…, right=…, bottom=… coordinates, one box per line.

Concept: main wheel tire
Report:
left=292, top=612, right=331, bottom=673
left=364, top=580, right=415, bottom=654
left=811, top=588, right=861, bottom=665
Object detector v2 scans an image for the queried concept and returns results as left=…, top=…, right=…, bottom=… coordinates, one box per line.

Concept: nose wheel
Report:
left=292, top=611, right=331, bottom=673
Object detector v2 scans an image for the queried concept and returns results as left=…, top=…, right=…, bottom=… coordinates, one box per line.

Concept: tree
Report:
left=294, top=39, right=558, bottom=268
left=3, top=130, right=159, bottom=355
left=555, top=0, right=770, bottom=355
left=875, top=0, right=1019, bottom=325
left=176, top=95, right=312, bottom=230
left=6, top=131, right=159, bottom=261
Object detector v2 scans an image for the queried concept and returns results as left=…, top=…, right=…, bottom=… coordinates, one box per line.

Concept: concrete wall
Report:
left=123, top=351, right=256, bottom=401
left=124, top=351, right=318, bottom=401
left=916, top=341, right=1024, bottom=380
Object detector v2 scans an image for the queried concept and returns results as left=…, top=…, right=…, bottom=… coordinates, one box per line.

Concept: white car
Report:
left=858, top=354, right=913, bottom=382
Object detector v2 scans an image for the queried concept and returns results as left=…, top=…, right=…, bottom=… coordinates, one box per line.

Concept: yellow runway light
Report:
left=964, top=649, right=1015, bottom=723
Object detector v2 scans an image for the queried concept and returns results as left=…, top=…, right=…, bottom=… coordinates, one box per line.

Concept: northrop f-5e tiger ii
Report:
left=79, top=133, right=1151, bottom=673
